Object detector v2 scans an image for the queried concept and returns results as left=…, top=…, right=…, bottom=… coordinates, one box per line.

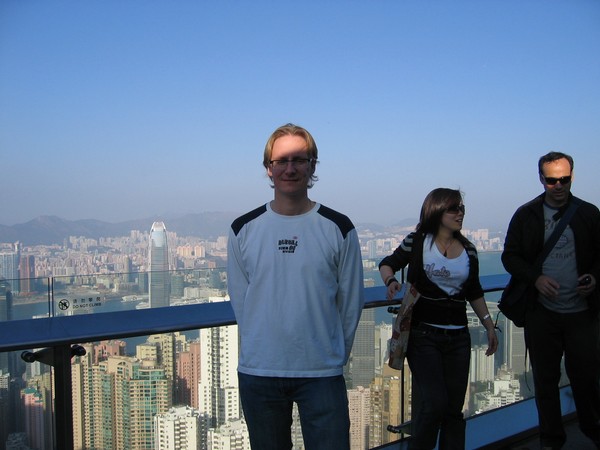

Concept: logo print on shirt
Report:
left=278, top=237, right=299, bottom=254
left=424, top=263, right=451, bottom=279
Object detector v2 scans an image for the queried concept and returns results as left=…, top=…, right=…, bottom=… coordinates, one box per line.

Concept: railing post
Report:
left=53, top=344, right=74, bottom=450
left=21, top=344, right=86, bottom=450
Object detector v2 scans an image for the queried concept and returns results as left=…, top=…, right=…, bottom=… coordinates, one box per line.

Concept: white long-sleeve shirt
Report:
left=227, top=202, right=365, bottom=377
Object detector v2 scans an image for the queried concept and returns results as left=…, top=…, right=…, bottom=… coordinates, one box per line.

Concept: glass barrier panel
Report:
left=50, top=268, right=229, bottom=316
left=1, top=256, right=548, bottom=450
left=0, top=276, right=52, bottom=321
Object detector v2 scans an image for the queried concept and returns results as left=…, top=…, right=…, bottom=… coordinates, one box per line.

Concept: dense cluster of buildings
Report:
left=0, top=220, right=524, bottom=449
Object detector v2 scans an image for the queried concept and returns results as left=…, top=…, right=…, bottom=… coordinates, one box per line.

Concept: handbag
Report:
left=388, top=282, right=421, bottom=370
left=497, top=277, right=534, bottom=327
left=498, top=199, right=581, bottom=327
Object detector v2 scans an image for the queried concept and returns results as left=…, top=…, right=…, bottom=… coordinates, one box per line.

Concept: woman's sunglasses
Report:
left=446, top=204, right=465, bottom=214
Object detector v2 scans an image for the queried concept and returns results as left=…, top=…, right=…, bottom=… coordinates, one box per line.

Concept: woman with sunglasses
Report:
left=379, top=187, right=498, bottom=450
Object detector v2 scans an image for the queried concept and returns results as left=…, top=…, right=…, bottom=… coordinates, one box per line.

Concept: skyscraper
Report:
left=470, top=345, right=496, bottom=383
left=369, top=371, right=407, bottom=448
left=73, top=354, right=172, bottom=449
left=18, top=255, right=35, bottom=294
left=146, top=333, right=177, bottom=382
left=198, top=299, right=240, bottom=428
left=349, top=309, right=376, bottom=388
left=20, top=387, right=49, bottom=450
left=0, top=278, right=13, bottom=374
left=207, top=419, right=250, bottom=450
left=375, top=322, right=393, bottom=376
left=348, top=385, right=371, bottom=450
left=122, top=255, right=134, bottom=283
left=176, top=341, right=201, bottom=408
left=0, top=253, right=19, bottom=292
left=149, top=221, right=170, bottom=308
left=503, top=317, right=528, bottom=375
left=154, top=405, right=206, bottom=450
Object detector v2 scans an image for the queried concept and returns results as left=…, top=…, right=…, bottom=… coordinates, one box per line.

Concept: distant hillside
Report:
left=0, top=212, right=240, bottom=246
left=355, top=218, right=418, bottom=234
left=0, top=213, right=420, bottom=246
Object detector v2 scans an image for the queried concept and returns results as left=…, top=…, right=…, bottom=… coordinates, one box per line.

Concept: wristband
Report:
left=386, top=277, right=399, bottom=287
left=481, top=314, right=490, bottom=322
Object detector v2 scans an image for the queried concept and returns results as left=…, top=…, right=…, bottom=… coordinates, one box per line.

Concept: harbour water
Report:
left=7, top=252, right=507, bottom=353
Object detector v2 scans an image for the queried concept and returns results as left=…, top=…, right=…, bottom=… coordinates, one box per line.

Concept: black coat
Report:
left=379, top=231, right=484, bottom=326
left=501, top=192, right=600, bottom=313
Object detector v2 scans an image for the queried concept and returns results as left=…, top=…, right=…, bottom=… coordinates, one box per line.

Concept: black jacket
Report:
left=379, top=231, right=484, bottom=326
left=501, top=193, right=600, bottom=313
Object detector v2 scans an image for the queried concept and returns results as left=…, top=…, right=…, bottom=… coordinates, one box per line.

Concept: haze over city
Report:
left=1, top=1, right=599, bottom=231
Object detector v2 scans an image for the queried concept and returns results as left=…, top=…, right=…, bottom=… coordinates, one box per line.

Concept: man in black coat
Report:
left=502, top=151, right=600, bottom=449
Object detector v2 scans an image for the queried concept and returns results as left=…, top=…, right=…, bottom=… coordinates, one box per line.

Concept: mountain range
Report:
left=0, top=213, right=417, bottom=246
left=0, top=213, right=239, bottom=246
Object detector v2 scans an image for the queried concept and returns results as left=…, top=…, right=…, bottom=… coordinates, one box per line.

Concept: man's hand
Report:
left=576, top=274, right=596, bottom=297
left=535, top=275, right=560, bottom=299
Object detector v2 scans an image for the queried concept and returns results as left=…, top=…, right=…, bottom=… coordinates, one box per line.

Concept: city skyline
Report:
left=11, top=313, right=523, bottom=449
left=0, top=211, right=506, bottom=250
left=1, top=222, right=522, bottom=448
left=1, top=1, right=599, bottom=231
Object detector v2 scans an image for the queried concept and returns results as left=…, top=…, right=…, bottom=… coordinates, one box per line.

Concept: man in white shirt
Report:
left=227, top=123, right=364, bottom=450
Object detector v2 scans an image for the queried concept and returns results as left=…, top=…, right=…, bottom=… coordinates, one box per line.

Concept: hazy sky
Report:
left=1, top=0, right=599, bottom=231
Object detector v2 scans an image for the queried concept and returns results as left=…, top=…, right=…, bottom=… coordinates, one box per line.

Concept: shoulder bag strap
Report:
left=534, top=198, right=581, bottom=268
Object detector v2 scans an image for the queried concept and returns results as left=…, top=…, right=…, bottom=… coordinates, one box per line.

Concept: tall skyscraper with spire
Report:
left=148, top=221, right=170, bottom=308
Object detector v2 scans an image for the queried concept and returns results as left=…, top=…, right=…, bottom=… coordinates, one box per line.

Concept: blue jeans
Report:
left=407, top=323, right=471, bottom=450
left=526, top=305, right=600, bottom=449
left=238, top=373, right=350, bottom=450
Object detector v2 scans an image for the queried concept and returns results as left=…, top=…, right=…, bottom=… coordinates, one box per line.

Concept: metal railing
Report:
left=0, top=269, right=518, bottom=449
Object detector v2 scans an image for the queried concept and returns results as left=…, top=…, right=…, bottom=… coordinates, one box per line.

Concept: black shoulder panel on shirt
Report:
left=231, top=205, right=267, bottom=236
left=317, top=205, right=355, bottom=239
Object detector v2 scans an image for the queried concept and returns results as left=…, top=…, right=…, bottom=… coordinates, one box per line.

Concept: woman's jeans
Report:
left=407, top=323, right=471, bottom=450
left=238, top=372, right=350, bottom=450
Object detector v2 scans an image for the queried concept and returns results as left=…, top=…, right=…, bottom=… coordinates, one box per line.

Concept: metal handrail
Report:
left=0, top=273, right=511, bottom=450
left=0, top=274, right=510, bottom=353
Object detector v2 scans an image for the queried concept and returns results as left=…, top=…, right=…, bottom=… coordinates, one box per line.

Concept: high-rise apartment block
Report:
left=198, top=314, right=240, bottom=428
left=154, top=405, right=207, bottom=450
left=375, top=322, right=392, bottom=376
left=72, top=352, right=172, bottom=449
left=0, top=252, right=19, bottom=292
left=370, top=368, right=411, bottom=448
left=176, top=341, right=201, bottom=408
left=470, top=345, right=495, bottom=383
left=348, top=385, right=371, bottom=450
left=20, top=387, right=48, bottom=450
left=18, top=255, right=35, bottom=293
left=206, top=419, right=250, bottom=450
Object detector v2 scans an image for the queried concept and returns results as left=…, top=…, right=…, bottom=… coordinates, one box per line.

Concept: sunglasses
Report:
left=543, top=175, right=571, bottom=186
left=446, top=204, right=465, bottom=214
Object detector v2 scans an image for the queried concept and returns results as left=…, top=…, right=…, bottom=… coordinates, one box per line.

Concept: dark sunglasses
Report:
left=446, top=204, right=465, bottom=214
left=543, top=175, right=571, bottom=186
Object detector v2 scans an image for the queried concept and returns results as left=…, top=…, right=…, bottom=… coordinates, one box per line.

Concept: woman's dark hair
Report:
left=416, top=188, right=470, bottom=248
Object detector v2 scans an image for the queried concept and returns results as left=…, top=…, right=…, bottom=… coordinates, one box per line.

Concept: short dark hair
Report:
left=538, top=151, right=574, bottom=175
